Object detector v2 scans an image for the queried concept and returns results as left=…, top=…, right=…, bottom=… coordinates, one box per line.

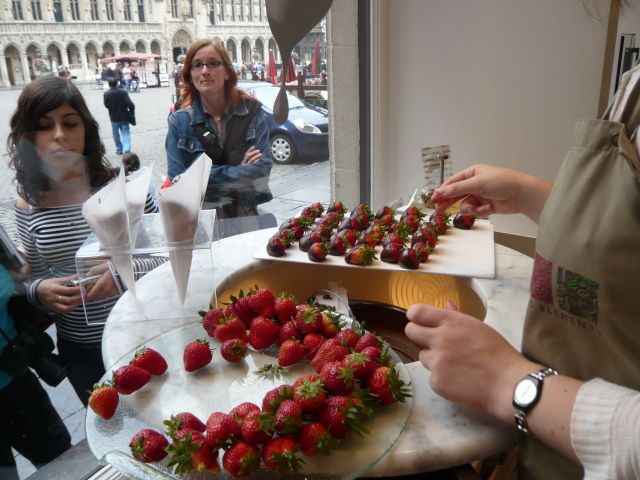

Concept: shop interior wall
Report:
left=376, top=0, right=620, bottom=238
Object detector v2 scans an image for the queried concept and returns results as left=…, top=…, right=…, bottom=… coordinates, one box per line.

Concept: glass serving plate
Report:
left=86, top=320, right=413, bottom=480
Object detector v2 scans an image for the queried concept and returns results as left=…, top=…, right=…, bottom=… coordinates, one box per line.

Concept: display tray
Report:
left=254, top=219, right=496, bottom=279
left=86, top=321, right=413, bottom=479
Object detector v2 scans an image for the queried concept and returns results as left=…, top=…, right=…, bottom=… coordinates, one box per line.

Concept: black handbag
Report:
left=128, top=110, right=136, bottom=126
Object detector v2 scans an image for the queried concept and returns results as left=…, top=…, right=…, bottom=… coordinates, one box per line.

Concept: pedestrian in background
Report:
left=122, top=63, right=132, bottom=92
left=103, top=78, right=135, bottom=155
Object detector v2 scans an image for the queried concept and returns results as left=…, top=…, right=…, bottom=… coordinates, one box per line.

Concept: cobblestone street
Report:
left=0, top=81, right=330, bottom=242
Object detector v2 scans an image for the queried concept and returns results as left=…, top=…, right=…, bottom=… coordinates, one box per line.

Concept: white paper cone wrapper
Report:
left=125, top=165, right=154, bottom=247
left=82, top=168, right=137, bottom=296
left=158, top=154, right=212, bottom=303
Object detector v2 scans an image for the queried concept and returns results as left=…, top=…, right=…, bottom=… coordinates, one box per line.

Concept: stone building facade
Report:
left=0, top=0, right=326, bottom=87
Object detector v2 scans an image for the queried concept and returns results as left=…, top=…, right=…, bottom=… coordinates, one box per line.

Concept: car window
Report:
left=249, top=86, right=307, bottom=110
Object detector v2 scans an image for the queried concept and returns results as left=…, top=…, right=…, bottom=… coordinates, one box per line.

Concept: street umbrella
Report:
left=284, top=55, right=297, bottom=83
left=267, top=50, right=278, bottom=84
left=311, top=41, right=321, bottom=75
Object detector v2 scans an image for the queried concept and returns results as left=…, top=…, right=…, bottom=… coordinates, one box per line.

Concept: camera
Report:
left=0, top=323, right=68, bottom=387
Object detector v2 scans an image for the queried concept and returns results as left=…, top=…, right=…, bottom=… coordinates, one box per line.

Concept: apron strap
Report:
left=605, top=59, right=640, bottom=140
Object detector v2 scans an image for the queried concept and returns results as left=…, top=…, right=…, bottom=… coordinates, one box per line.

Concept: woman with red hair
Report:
left=166, top=39, right=272, bottom=218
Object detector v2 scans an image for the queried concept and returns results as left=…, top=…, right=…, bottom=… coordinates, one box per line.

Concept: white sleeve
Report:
left=571, top=378, right=640, bottom=480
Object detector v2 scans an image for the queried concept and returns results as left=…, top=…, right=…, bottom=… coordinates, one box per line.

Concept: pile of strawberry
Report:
left=266, top=201, right=476, bottom=270
left=88, top=285, right=412, bottom=478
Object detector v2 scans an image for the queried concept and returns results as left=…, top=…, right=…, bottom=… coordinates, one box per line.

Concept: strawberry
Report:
left=355, top=231, right=376, bottom=248
left=453, top=211, right=476, bottom=229
left=413, top=241, right=430, bottom=262
left=266, top=234, right=287, bottom=257
left=321, top=311, right=342, bottom=338
left=344, top=351, right=377, bottom=380
left=399, top=247, right=420, bottom=270
left=345, top=244, right=377, bottom=266
left=318, top=211, right=341, bottom=230
left=379, top=213, right=395, bottom=227
left=222, top=441, right=261, bottom=478
left=307, top=241, right=328, bottom=262
left=403, top=213, right=421, bottom=233
left=225, top=289, right=255, bottom=328
left=220, top=338, right=248, bottom=363
left=301, top=201, right=324, bottom=218
left=164, top=412, right=206, bottom=437
left=276, top=228, right=295, bottom=247
left=421, top=225, right=439, bottom=249
left=311, top=338, right=349, bottom=373
left=335, top=228, right=358, bottom=247
left=300, top=422, right=332, bottom=457
left=248, top=316, right=280, bottom=350
left=366, top=223, right=387, bottom=244
left=88, top=381, right=119, bottom=420
left=229, top=402, right=261, bottom=424
left=261, top=437, right=304, bottom=475
left=274, top=293, right=298, bottom=324
left=335, top=328, right=360, bottom=349
left=205, top=411, right=242, bottom=449
left=375, top=205, right=395, bottom=219
left=318, top=395, right=366, bottom=439
left=430, top=212, right=449, bottom=234
left=280, top=215, right=313, bottom=231
left=367, top=365, right=412, bottom=405
left=360, top=345, right=383, bottom=366
left=400, top=205, right=425, bottom=221
left=213, top=314, right=246, bottom=342
left=262, top=384, right=294, bottom=414
left=383, top=230, right=408, bottom=247
left=354, top=332, right=379, bottom=352
left=320, top=360, right=355, bottom=395
left=278, top=320, right=301, bottom=345
left=183, top=339, right=213, bottom=372
left=200, top=306, right=224, bottom=336
left=298, top=231, right=326, bottom=252
left=274, top=399, right=303, bottom=435
left=328, top=233, right=352, bottom=256
left=247, top=287, right=275, bottom=317
left=303, top=333, right=324, bottom=360
left=380, top=242, right=404, bottom=263
left=130, top=346, right=168, bottom=376
left=129, top=428, right=169, bottom=463
left=240, top=411, right=274, bottom=444
left=327, top=200, right=346, bottom=215
left=293, top=374, right=327, bottom=414
left=166, top=428, right=219, bottom=473
left=278, top=339, right=306, bottom=367
left=294, top=304, right=323, bottom=334
left=112, top=365, right=151, bottom=395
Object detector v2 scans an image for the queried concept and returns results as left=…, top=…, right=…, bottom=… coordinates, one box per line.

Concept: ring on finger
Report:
left=58, top=295, right=63, bottom=304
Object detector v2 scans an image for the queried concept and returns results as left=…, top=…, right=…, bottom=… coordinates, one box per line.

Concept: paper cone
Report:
left=124, top=165, right=154, bottom=246
left=82, top=168, right=137, bottom=296
left=158, top=154, right=212, bottom=303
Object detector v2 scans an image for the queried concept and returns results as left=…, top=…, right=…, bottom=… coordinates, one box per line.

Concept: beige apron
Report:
left=518, top=65, right=640, bottom=480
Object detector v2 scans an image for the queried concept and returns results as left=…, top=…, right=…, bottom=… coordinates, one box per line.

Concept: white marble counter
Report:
left=102, top=227, right=533, bottom=476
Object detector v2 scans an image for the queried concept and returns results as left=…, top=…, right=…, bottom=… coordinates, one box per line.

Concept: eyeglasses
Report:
left=191, top=60, right=224, bottom=71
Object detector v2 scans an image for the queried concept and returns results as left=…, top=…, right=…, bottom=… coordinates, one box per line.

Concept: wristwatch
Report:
left=512, top=367, right=558, bottom=434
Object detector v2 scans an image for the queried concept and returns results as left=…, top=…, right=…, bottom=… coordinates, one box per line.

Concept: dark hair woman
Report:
left=166, top=39, right=273, bottom=220
left=7, top=76, right=163, bottom=406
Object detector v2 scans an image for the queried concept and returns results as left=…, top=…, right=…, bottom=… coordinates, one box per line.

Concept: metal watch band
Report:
left=513, top=367, right=558, bottom=434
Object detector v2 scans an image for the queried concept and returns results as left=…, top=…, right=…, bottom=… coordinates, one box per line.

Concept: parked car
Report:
left=238, top=81, right=329, bottom=164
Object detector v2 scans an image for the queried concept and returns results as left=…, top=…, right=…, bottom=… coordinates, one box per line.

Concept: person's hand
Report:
left=36, top=277, right=82, bottom=315
left=405, top=301, right=540, bottom=418
left=9, top=263, right=30, bottom=282
left=241, top=146, right=263, bottom=165
left=430, top=164, right=553, bottom=222
left=85, top=263, right=119, bottom=302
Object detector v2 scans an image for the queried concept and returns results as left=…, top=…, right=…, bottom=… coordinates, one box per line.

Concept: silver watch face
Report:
left=514, top=378, right=538, bottom=407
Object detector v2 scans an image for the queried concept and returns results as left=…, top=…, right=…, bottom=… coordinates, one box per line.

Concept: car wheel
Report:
left=271, top=134, right=297, bottom=164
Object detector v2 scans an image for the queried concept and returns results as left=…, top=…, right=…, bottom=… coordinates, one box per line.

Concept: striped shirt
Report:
left=15, top=195, right=164, bottom=344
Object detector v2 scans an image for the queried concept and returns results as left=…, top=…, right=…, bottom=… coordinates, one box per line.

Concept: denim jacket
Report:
left=166, top=93, right=273, bottom=210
